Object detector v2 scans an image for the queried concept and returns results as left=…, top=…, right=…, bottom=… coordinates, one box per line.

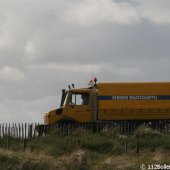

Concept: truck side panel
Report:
left=98, top=82, right=170, bottom=120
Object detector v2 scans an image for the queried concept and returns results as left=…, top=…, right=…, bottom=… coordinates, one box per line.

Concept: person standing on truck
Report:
left=81, top=94, right=89, bottom=105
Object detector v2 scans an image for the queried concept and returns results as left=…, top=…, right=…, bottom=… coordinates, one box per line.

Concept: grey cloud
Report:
left=30, top=22, right=170, bottom=65
left=0, top=0, right=170, bottom=123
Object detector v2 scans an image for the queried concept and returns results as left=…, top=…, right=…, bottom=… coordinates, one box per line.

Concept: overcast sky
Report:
left=0, top=0, right=170, bottom=123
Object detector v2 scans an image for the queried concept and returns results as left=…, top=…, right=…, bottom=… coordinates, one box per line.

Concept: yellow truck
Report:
left=44, top=79, right=170, bottom=125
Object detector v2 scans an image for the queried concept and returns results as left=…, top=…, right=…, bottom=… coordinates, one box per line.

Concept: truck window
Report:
left=70, top=93, right=89, bottom=105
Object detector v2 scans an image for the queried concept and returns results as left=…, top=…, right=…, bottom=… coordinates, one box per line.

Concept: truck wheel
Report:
left=35, top=124, right=48, bottom=137
left=55, top=119, right=77, bottom=135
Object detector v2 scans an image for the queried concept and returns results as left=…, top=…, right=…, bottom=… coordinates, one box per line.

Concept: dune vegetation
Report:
left=0, top=125, right=170, bottom=170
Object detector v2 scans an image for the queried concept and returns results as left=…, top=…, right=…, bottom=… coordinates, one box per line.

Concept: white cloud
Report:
left=26, top=63, right=109, bottom=75
left=62, top=0, right=170, bottom=26
left=64, top=0, right=140, bottom=26
left=26, top=63, right=143, bottom=81
left=114, top=66, right=142, bottom=77
left=0, top=66, right=25, bottom=81
left=0, top=96, right=58, bottom=123
left=137, top=0, right=170, bottom=24
left=24, top=41, right=43, bottom=62
left=0, top=31, right=15, bottom=48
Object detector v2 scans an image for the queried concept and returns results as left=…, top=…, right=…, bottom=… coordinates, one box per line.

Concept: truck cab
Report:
left=44, top=87, right=95, bottom=125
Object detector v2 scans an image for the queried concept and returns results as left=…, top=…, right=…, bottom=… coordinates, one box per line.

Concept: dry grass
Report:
left=0, top=148, right=170, bottom=170
left=55, top=149, right=88, bottom=170
left=0, top=127, right=170, bottom=170
left=0, top=148, right=89, bottom=170
left=134, top=125, right=161, bottom=138
left=95, top=150, right=170, bottom=170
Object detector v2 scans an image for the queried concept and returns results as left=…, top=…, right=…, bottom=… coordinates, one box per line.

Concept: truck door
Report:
left=68, top=92, right=92, bottom=122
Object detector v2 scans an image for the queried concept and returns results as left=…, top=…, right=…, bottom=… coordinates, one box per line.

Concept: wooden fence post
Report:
left=0, top=124, right=1, bottom=138
left=19, top=123, right=21, bottom=139
left=136, top=139, right=140, bottom=155
left=124, top=139, right=127, bottom=154
left=33, top=123, right=36, bottom=138
left=15, top=123, right=18, bottom=138
left=7, top=125, right=10, bottom=150
left=28, top=124, right=33, bottom=139
left=22, top=123, right=24, bottom=140
left=25, top=123, right=27, bottom=139
left=23, top=138, right=27, bottom=151
left=5, top=123, right=7, bottom=137
left=2, top=123, right=4, bottom=138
